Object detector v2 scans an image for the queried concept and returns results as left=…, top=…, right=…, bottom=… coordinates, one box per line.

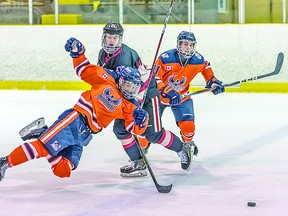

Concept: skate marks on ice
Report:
left=152, top=124, right=288, bottom=192
left=203, top=124, right=288, bottom=168
left=0, top=170, right=154, bottom=215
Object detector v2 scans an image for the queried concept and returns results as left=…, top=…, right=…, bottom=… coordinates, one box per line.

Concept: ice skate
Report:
left=19, top=117, right=48, bottom=141
left=177, top=141, right=196, bottom=171
left=120, top=158, right=147, bottom=177
left=191, top=141, right=199, bottom=156
left=0, top=156, right=9, bottom=181
left=178, top=141, right=198, bottom=170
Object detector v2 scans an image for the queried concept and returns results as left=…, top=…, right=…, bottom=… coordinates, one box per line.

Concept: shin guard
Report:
left=178, top=121, right=195, bottom=143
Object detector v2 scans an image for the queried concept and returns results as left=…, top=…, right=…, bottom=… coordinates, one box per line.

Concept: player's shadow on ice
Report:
left=1, top=170, right=131, bottom=191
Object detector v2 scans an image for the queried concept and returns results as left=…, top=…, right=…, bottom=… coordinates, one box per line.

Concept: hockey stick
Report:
left=133, top=0, right=175, bottom=193
left=183, top=52, right=284, bottom=97
left=135, top=138, right=172, bottom=193
left=140, top=0, right=175, bottom=109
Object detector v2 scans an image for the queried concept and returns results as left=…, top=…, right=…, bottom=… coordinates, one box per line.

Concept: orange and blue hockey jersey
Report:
left=72, top=55, right=146, bottom=135
left=154, top=48, right=216, bottom=105
left=6, top=54, right=148, bottom=179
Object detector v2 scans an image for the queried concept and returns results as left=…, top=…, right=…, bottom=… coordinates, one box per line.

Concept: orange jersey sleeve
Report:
left=72, top=55, right=116, bottom=87
left=72, top=54, right=122, bottom=130
left=72, top=54, right=145, bottom=134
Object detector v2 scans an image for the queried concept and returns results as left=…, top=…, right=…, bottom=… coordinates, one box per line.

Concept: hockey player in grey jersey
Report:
left=97, top=22, right=194, bottom=176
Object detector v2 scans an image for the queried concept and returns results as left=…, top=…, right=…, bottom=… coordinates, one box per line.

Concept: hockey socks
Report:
left=8, top=140, right=48, bottom=167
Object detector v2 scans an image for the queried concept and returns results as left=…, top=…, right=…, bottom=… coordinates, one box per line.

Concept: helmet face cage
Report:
left=102, top=22, right=124, bottom=54
left=116, top=66, right=142, bottom=100
left=177, top=31, right=197, bottom=59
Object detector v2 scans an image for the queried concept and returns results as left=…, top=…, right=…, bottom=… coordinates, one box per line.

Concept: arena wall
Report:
left=0, top=24, right=287, bottom=92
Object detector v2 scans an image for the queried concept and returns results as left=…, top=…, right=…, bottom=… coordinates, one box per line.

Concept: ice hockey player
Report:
left=97, top=22, right=151, bottom=152
left=0, top=37, right=148, bottom=181
left=154, top=31, right=225, bottom=157
left=98, top=22, right=195, bottom=177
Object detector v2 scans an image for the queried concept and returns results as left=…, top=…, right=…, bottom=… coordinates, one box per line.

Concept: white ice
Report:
left=0, top=90, right=288, bottom=216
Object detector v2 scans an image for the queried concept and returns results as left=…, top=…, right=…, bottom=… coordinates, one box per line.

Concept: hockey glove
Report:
left=161, top=85, right=181, bottom=106
left=133, top=108, right=149, bottom=128
left=205, top=76, right=225, bottom=95
left=64, top=37, right=85, bottom=58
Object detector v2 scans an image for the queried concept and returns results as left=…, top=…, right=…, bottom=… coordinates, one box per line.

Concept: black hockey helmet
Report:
left=103, top=22, right=124, bottom=36
left=102, top=22, right=124, bottom=54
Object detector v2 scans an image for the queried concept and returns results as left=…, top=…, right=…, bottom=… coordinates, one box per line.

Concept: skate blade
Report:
left=19, top=117, right=45, bottom=137
left=120, top=170, right=148, bottom=177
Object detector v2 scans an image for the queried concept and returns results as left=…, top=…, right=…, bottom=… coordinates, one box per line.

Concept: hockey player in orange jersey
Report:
left=154, top=31, right=225, bottom=158
left=0, top=37, right=149, bottom=181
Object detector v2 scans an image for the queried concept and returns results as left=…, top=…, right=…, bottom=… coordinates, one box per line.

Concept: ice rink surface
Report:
left=0, top=90, right=287, bottom=216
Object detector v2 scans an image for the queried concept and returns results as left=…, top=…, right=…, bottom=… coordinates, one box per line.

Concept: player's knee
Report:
left=51, top=157, right=74, bottom=178
left=145, top=129, right=163, bottom=143
left=138, top=136, right=149, bottom=148
left=178, top=121, right=195, bottom=133
left=178, top=121, right=195, bottom=142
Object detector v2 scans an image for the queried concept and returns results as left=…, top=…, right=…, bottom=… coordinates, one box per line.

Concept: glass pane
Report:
left=123, top=0, right=187, bottom=24
left=81, top=0, right=119, bottom=24
left=47, top=0, right=120, bottom=24
left=0, top=0, right=286, bottom=24
left=245, top=0, right=283, bottom=23
left=194, top=0, right=239, bottom=24
left=88, top=0, right=120, bottom=24
left=0, top=0, right=30, bottom=24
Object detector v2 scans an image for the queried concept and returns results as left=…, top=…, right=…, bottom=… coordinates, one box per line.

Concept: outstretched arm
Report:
left=64, top=37, right=111, bottom=87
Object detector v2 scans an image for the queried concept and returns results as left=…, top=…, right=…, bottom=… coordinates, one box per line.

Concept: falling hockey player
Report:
left=0, top=37, right=149, bottom=181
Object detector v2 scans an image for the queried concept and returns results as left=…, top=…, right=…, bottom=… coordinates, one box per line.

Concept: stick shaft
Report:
left=183, top=52, right=284, bottom=97
left=140, top=0, right=175, bottom=108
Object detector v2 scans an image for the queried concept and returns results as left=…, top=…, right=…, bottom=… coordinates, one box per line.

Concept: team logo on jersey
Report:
left=161, top=53, right=169, bottom=58
left=165, top=66, right=173, bottom=71
left=101, top=72, right=109, bottom=80
left=51, top=140, right=61, bottom=151
left=168, top=75, right=187, bottom=91
left=96, top=87, right=121, bottom=112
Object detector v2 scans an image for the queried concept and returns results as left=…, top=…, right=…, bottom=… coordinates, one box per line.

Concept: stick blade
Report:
left=274, top=52, right=284, bottom=74
left=156, top=183, right=173, bottom=193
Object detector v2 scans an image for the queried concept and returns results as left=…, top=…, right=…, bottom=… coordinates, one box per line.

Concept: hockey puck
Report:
left=247, top=202, right=256, bottom=207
